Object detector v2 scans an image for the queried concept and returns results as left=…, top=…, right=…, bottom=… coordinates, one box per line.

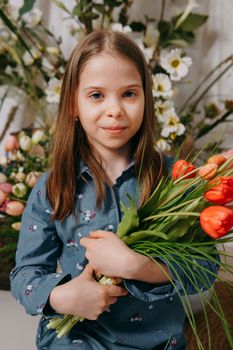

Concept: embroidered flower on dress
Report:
left=37, top=303, right=45, bottom=313
left=29, top=224, right=37, bottom=231
left=80, top=209, right=96, bottom=223
left=25, top=284, right=33, bottom=295
left=130, top=313, right=143, bottom=322
left=76, top=262, right=85, bottom=271
left=66, top=239, right=79, bottom=250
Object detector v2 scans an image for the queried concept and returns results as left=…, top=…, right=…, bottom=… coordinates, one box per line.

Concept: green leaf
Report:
left=52, top=0, right=71, bottom=15
left=19, top=0, right=36, bottom=16
left=122, top=230, right=168, bottom=245
left=116, top=193, right=139, bottom=238
left=0, top=9, right=32, bottom=54
left=179, top=13, right=208, bottom=32
left=138, top=177, right=166, bottom=219
left=130, top=21, right=146, bottom=32
left=166, top=39, right=189, bottom=47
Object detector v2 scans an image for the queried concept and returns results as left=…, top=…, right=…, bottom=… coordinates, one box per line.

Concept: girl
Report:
left=11, top=30, right=217, bottom=350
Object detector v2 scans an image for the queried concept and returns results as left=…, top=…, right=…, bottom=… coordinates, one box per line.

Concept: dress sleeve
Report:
left=123, top=255, right=220, bottom=302
left=10, top=173, right=71, bottom=316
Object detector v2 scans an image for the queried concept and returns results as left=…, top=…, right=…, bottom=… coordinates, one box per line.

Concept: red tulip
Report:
left=205, top=176, right=233, bottom=204
left=172, top=160, right=196, bottom=180
left=200, top=206, right=233, bottom=238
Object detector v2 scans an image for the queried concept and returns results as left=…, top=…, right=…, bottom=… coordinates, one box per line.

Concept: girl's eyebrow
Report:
left=83, top=83, right=143, bottom=91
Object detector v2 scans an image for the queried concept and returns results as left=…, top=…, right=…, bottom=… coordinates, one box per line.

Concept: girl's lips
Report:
left=102, top=126, right=126, bottom=134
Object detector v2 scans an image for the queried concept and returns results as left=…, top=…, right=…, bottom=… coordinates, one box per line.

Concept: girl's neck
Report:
left=98, top=147, right=133, bottom=184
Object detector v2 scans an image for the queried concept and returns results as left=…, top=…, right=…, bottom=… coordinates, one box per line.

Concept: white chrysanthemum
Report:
left=21, top=8, right=42, bottom=28
left=156, top=138, right=171, bottom=152
left=111, top=23, right=132, bottom=34
left=45, top=78, right=62, bottom=104
left=160, top=48, right=192, bottom=81
left=161, top=110, right=186, bottom=138
left=152, top=73, right=173, bottom=99
left=22, top=47, right=41, bottom=66
left=154, top=100, right=174, bottom=123
left=12, top=183, right=27, bottom=198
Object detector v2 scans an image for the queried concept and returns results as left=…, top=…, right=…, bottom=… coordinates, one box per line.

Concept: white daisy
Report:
left=152, top=73, right=173, bottom=99
left=160, top=48, right=192, bottom=81
left=154, top=100, right=174, bottom=123
left=45, top=78, right=62, bottom=104
left=111, top=23, right=132, bottom=34
left=156, top=138, right=171, bottom=152
left=161, top=110, right=186, bottom=138
left=21, top=8, right=42, bottom=28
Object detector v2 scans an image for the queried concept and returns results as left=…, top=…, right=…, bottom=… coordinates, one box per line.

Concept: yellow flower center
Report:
left=171, top=59, right=180, bottom=68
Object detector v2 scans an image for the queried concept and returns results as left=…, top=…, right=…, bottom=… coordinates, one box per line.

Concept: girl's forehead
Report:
left=79, top=53, right=142, bottom=87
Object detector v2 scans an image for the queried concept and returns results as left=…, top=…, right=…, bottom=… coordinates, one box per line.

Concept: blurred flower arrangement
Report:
left=0, top=127, right=50, bottom=288
left=0, top=0, right=233, bottom=286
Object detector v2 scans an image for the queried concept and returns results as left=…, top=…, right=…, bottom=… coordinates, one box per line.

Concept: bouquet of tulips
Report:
left=47, top=150, right=233, bottom=348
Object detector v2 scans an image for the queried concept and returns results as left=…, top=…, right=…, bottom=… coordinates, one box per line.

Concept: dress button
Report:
left=116, top=337, right=123, bottom=344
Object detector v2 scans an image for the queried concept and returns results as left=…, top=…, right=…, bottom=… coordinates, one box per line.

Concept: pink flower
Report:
left=0, top=190, right=8, bottom=205
left=5, top=201, right=25, bottom=216
left=5, top=135, right=19, bottom=152
left=0, top=182, right=13, bottom=194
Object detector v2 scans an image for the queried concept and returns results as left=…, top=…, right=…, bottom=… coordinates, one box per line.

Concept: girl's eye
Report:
left=123, top=90, right=136, bottom=98
left=90, top=92, right=103, bottom=100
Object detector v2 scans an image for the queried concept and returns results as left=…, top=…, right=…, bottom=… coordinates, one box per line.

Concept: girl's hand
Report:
left=49, top=264, right=128, bottom=320
left=80, top=230, right=136, bottom=278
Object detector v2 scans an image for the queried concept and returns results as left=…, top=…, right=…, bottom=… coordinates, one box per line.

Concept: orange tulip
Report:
left=199, top=163, right=218, bottom=180
left=207, top=155, right=226, bottom=166
left=205, top=176, right=233, bottom=204
left=172, top=160, right=196, bottom=180
left=200, top=206, right=233, bottom=239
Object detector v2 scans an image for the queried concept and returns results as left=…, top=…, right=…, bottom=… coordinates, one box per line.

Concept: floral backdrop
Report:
left=0, top=0, right=233, bottom=288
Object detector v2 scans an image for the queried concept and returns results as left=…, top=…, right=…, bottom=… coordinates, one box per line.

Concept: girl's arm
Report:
left=80, top=230, right=220, bottom=302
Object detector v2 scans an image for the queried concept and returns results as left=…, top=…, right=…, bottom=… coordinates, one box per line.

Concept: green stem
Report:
left=179, top=54, right=233, bottom=114
left=144, top=211, right=200, bottom=222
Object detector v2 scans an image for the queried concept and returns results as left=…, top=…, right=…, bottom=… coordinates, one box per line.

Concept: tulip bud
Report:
left=0, top=182, right=12, bottom=194
left=172, top=160, right=196, bottom=180
left=0, top=173, right=7, bottom=184
left=199, top=163, right=218, bottom=180
left=207, top=155, right=226, bottom=166
left=6, top=201, right=24, bottom=216
left=15, top=172, right=26, bottom=182
left=26, top=171, right=41, bottom=187
left=11, top=222, right=21, bottom=231
left=19, top=135, right=32, bottom=151
left=200, top=206, right=233, bottom=239
left=31, top=130, right=45, bottom=144
left=5, top=135, right=19, bottom=152
left=12, top=183, right=27, bottom=198
left=0, top=190, right=8, bottom=205
left=205, top=176, right=233, bottom=204
left=0, top=156, right=7, bottom=166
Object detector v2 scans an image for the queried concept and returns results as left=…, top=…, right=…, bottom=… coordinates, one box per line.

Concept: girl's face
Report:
left=76, top=53, right=145, bottom=159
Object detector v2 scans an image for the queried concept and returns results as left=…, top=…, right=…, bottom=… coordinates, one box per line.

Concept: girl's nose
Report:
left=105, top=105, right=122, bottom=118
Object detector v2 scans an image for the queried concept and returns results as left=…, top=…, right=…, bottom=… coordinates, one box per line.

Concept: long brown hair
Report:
left=47, top=30, right=163, bottom=221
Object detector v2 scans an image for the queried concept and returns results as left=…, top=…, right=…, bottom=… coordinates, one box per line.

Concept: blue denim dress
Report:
left=10, top=162, right=218, bottom=350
